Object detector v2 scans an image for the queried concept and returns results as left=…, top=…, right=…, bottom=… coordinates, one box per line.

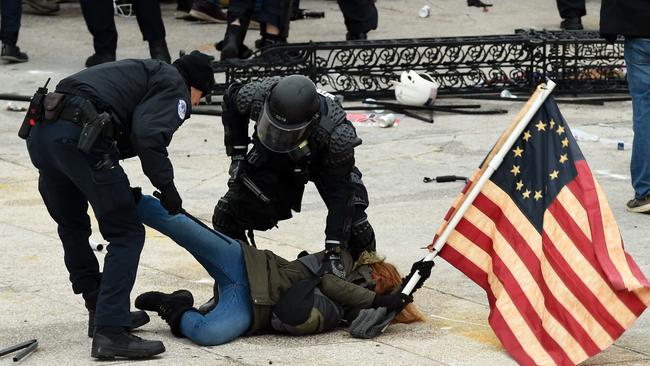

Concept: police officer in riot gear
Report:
left=25, top=51, right=215, bottom=359
left=213, top=75, right=377, bottom=280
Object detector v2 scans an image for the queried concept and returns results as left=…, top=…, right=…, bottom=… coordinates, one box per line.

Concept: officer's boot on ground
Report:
left=198, top=282, right=220, bottom=314
left=216, top=24, right=252, bottom=60
left=85, top=53, right=116, bottom=68
left=84, top=289, right=151, bottom=338
left=149, top=40, right=171, bottom=63
left=1, top=44, right=29, bottom=63
left=346, top=32, right=368, bottom=41
left=135, top=290, right=196, bottom=337
left=91, top=326, right=165, bottom=359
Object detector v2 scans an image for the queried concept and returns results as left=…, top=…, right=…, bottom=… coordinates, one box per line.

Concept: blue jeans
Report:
left=137, top=196, right=253, bottom=346
left=625, top=38, right=650, bottom=199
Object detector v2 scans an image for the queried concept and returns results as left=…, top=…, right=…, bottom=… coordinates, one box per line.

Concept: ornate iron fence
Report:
left=211, top=30, right=626, bottom=99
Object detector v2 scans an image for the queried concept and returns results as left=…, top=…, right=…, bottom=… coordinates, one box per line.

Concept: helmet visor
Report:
left=257, top=101, right=317, bottom=153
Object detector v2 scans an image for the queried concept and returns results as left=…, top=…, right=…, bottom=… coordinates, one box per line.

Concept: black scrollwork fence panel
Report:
left=211, top=30, right=625, bottom=99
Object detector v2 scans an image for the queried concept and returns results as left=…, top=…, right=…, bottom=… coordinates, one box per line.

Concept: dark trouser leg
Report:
left=91, top=185, right=145, bottom=327
left=348, top=167, right=376, bottom=259
left=132, top=0, right=166, bottom=42
left=555, top=0, right=585, bottom=18
left=79, top=0, right=117, bottom=56
left=227, top=0, right=256, bottom=22
left=37, top=171, right=101, bottom=297
left=1, top=0, right=22, bottom=46
left=336, top=0, right=378, bottom=34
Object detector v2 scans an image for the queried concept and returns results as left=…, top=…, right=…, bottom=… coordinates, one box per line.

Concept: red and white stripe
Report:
left=436, top=161, right=650, bottom=366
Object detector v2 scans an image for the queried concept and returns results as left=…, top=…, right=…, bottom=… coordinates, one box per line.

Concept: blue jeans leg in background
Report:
left=137, top=196, right=253, bottom=346
left=625, top=38, right=650, bottom=200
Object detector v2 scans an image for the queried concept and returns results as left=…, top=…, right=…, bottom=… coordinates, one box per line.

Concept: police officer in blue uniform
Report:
left=25, top=51, right=214, bottom=359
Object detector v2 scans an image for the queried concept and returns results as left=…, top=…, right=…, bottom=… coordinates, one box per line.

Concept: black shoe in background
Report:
left=85, top=53, right=116, bottom=68
left=346, top=32, right=368, bottom=41
left=560, top=17, right=583, bottom=31
left=189, top=0, right=227, bottom=23
left=88, top=310, right=151, bottom=338
left=1, top=44, right=29, bottom=63
left=149, top=40, right=171, bottom=63
left=91, top=326, right=165, bottom=359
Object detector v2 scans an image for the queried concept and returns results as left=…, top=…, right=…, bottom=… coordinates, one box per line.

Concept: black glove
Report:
left=228, top=152, right=248, bottom=188
left=158, top=182, right=183, bottom=215
left=371, top=293, right=413, bottom=312
left=401, top=259, right=435, bottom=294
left=323, top=243, right=346, bottom=278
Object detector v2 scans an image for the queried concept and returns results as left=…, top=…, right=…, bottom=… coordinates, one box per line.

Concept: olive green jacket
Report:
left=239, top=245, right=376, bottom=334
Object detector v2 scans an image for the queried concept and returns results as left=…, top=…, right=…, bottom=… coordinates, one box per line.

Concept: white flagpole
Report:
left=402, top=80, right=556, bottom=296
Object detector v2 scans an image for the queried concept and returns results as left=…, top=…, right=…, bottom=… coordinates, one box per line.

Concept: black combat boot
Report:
left=85, top=289, right=151, bottom=338
left=560, top=17, right=583, bottom=31
left=216, top=24, right=252, bottom=60
left=135, top=290, right=196, bottom=337
left=198, top=282, right=220, bottom=314
left=346, top=32, right=368, bottom=41
left=149, top=40, right=171, bottom=63
left=85, top=53, right=116, bottom=68
left=1, top=44, right=29, bottom=63
left=91, top=326, right=165, bottom=359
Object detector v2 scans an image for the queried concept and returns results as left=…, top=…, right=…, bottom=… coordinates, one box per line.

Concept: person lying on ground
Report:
left=132, top=192, right=423, bottom=346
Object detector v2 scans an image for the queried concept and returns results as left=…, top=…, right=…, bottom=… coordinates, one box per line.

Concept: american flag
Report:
left=434, top=96, right=650, bottom=365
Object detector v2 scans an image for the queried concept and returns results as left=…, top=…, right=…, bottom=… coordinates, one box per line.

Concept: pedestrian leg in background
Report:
left=336, top=0, right=377, bottom=40
left=79, top=0, right=117, bottom=67
left=0, top=0, right=29, bottom=62
left=624, top=38, right=650, bottom=213
left=131, top=0, right=171, bottom=63
left=556, top=0, right=585, bottom=30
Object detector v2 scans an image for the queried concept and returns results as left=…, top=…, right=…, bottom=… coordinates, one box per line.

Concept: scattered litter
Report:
left=6, top=102, right=26, bottom=112
left=499, top=89, right=517, bottom=99
left=571, top=128, right=599, bottom=142
left=617, top=141, right=624, bottom=150
left=89, top=239, right=105, bottom=252
left=378, top=113, right=396, bottom=128
left=347, top=113, right=401, bottom=127
left=418, top=5, right=430, bottom=18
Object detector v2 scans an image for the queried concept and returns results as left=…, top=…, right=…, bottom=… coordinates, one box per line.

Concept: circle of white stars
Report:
left=511, top=118, right=569, bottom=202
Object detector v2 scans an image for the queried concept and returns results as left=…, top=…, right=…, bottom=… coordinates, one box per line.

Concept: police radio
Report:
left=18, top=78, right=51, bottom=140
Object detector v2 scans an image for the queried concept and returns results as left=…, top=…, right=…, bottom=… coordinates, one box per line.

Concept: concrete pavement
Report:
left=0, top=0, right=648, bottom=365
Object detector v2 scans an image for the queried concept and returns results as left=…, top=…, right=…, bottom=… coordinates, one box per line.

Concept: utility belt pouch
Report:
left=43, top=93, right=66, bottom=122
left=77, top=100, right=111, bottom=154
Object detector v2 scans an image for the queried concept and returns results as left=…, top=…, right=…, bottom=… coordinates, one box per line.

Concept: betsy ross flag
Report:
left=433, top=93, right=650, bottom=365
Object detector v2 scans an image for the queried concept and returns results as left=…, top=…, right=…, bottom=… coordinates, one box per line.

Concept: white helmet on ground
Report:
left=393, top=70, right=439, bottom=106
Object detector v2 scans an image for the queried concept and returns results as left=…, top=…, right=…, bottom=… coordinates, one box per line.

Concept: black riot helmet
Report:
left=257, top=75, right=321, bottom=153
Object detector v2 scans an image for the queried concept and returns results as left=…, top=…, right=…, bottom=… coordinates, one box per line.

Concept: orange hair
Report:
left=369, top=261, right=425, bottom=324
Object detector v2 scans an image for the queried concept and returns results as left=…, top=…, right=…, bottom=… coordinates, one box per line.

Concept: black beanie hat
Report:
left=173, top=50, right=215, bottom=96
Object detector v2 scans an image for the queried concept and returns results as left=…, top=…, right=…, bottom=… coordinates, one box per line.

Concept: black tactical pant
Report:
left=80, top=0, right=166, bottom=56
left=556, top=0, right=585, bottom=19
left=27, top=120, right=144, bottom=327
left=337, top=0, right=378, bottom=35
left=227, top=0, right=288, bottom=28
left=0, top=0, right=21, bottom=46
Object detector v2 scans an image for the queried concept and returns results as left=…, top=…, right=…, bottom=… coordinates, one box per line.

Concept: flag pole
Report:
left=402, top=80, right=556, bottom=296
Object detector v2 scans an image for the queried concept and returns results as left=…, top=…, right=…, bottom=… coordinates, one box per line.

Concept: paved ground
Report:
left=1, top=0, right=648, bottom=365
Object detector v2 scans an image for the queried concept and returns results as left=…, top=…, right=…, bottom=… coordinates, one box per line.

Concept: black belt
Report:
left=58, top=103, right=84, bottom=125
